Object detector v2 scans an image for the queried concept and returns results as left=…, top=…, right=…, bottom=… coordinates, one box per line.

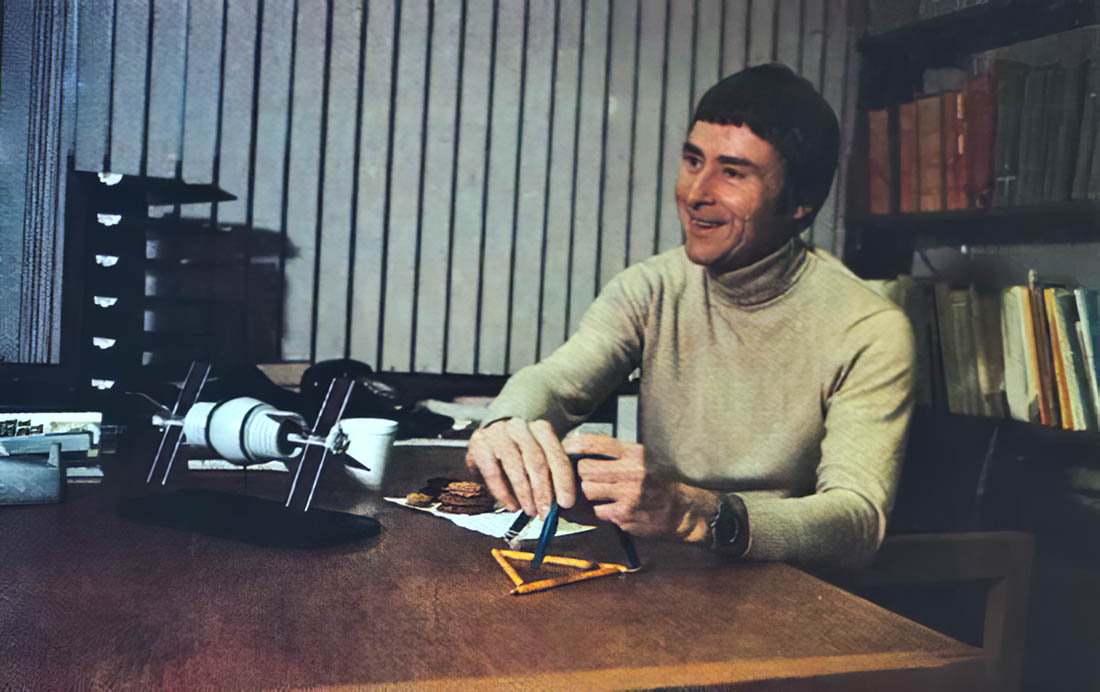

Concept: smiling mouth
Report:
left=686, top=214, right=726, bottom=230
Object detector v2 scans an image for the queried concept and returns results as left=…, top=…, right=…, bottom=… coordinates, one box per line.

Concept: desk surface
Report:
left=0, top=445, right=984, bottom=691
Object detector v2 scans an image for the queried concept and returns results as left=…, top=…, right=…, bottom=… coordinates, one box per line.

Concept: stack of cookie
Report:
left=437, top=481, right=496, bottom=514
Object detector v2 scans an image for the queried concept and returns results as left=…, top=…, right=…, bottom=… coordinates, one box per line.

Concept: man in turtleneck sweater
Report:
left=466, top=64, right=915, bottom=568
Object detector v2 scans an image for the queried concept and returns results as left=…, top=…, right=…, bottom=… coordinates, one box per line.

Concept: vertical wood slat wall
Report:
left=71, top=0, right=855, bottom=375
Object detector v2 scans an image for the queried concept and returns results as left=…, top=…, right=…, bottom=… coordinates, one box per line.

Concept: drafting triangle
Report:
left=490, top=548, right=634, bottom=596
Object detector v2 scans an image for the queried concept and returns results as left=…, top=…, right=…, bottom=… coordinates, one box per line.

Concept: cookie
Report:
left=438, top=503, right=495, bottom=515
left=404, top=492, right=433, bottom=507
left=443, top=481, right=483, bottom=496
left=438, top=496, right=495, bottom=512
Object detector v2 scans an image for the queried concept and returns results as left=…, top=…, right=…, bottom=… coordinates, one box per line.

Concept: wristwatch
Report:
left=709, top=494, right=741, bottom=552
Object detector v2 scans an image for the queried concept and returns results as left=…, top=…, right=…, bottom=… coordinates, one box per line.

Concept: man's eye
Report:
left=683, top=156, right=702, bottom=169
left=723, top=168, right=742, bottom=179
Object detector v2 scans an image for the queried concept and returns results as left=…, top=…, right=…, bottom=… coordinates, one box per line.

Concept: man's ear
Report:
left=791, top=205, right=813, bottom=220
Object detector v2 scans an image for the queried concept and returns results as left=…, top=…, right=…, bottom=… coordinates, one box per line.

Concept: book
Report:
left=1043, top=287, right=1075, bottom=429
left=992, top=61, right=1031, bottom=206
left=1001, top=286, right=1040, bottom=422
left=1047, top=287, right=1095, bottom=430
left=868, top=108, right=891, bottom=214
left=1027, top=281, right=1060, bottom=427
left=965, top=71, right=995, bottom=209
left=917, top=95, right=945, bottom=211
left=935, top=284, right=982, bottom=415
left=1072, top=60, right=1100, bottom=199
left=1014, top=66, right=1051, bottom=206
left=970, top=287, right=1005, bottom=417
left=899, top=101, right=919, bottom=212
left=1077, top=321, right=1100, bottom=430
left=1074, top=287, right=1100, bottom=427
left=1042, top=63, right=1082, bottom=203
left=943, top=91, right=968, bottom=210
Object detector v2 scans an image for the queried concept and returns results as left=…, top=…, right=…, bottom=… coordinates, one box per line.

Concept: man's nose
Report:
left=685, top=170, right=714, bottom=207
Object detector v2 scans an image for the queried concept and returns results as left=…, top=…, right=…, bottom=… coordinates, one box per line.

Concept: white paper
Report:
left=384, top=497, right=595, bottom=541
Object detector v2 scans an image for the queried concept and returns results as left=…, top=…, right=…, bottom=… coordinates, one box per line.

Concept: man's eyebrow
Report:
left=716, top=155, right=759, bottom=169
left=681, top=142, right=760, bottom=170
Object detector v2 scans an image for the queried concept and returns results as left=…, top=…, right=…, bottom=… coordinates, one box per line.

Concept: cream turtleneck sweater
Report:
left=485, top=239, right=916, bottom=568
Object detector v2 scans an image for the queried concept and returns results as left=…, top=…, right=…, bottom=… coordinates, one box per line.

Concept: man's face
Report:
left=675, top=121, right=808, bottom=272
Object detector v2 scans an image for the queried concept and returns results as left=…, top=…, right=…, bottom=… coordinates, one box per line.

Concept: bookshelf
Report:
left=860, top=1, right=1100, bottom=109
left=846, top=3, right=1100, bottom=431
left=847, top=0, right=1100, bottom=277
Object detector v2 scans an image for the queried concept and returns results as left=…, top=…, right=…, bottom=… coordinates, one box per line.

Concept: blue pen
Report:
left=530, top=501, right=560, bottom=569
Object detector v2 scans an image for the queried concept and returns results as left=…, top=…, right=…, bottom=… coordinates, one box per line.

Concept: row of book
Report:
left=870, top=276, right=1100, bottom=431
left=867, top=57, right=1100, bottom=214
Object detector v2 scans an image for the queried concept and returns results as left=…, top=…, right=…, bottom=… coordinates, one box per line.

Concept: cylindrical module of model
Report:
left=182, top=398, right=303, bottom=464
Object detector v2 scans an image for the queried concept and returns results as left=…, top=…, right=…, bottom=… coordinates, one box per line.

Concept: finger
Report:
left=561, top=433, right=623, bottom=458
left=485, top=421, right=538, bottom=516
left=578, top=480, right=620, bottom=504
left=529, top=420, right=576, bottom=509
left=576, top=456, right=644, bottom=485
left=466, top=431, right=519, bottom=512
left=507, top=418, right=553, bottom=518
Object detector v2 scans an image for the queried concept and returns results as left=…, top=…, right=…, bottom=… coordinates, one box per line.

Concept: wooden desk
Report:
left=0, top=446, right=984, bottom=690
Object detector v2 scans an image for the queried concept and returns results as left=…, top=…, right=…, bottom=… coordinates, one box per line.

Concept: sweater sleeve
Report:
left=483, top=270, right=648, bottom=436
left=736, top=307, right=917, bottom=568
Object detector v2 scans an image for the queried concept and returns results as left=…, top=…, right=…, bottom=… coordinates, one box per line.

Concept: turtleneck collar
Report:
left=703, top=237, right=809, bottom=308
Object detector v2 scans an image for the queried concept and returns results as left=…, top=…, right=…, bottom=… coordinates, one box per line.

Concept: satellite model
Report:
left=146, top=361, right=358, bottom=512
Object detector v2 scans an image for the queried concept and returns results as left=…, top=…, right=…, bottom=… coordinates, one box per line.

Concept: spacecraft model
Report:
left=146, top=361, right=357, bottom=512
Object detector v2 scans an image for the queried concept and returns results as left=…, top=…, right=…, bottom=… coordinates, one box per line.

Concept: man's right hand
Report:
left=464, top=418, right=575, bottom=519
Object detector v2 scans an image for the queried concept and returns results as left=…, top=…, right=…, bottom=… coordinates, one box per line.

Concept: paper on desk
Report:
left=384, top=497, right=595, bottom=541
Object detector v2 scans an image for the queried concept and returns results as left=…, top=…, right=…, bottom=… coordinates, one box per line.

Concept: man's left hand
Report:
left=562, top=433, right=693, bottom=537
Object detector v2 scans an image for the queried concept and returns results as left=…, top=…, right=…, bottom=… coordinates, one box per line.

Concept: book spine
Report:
left=1027, top=285, right=1059, bottom=427
left=1044, top=288, right=1074, bottom=429
left=971, top=287, right=1005, bottom=417
left=965, top=72, right=995, bottom=209
left=993, top=62, right=1030, bottom=207
left=1001, top=287, right=1038, bottom=422
left=1072, top=60, right=1099, bottom=200
left=1075, top=287, right=1100, bottom=428
left=899, top=101, right=919, bottom=213
left=917, top=95, right=945, bottom=212
left=868, top=108, right=891, bottom=214
left=1015, top=67, right=1050, bottom=206
left=943, top=92, right=968, bottom=210
left=1043, top=64, right=1081, bottom=203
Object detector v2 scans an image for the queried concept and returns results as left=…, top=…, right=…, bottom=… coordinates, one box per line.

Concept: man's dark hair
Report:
left=692, top=63, right=839, bottom=231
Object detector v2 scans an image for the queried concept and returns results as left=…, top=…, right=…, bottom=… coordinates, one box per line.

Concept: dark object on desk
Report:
left=0, top=454, right=64, bottom=505
left=119, top=490, right=380, bottom=549
left=0, top=432, right=96, bottom=505
left=300, top=359, right=455, bottom=439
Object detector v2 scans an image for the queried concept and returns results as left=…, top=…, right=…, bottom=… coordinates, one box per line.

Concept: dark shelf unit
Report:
left=861, top=0, right=1100, bottom=108
left=847, top=1, right=1100, bottom=276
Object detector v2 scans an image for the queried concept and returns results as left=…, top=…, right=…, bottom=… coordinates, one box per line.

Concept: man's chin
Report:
left=684, top=241, right=731, bottom=269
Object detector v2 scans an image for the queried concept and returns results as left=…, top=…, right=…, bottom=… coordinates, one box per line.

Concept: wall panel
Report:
left=70, top=0, right=859, bottom=374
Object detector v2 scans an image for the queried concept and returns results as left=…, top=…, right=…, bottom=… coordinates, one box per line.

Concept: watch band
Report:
left=709, top=494, right=740, bottom=552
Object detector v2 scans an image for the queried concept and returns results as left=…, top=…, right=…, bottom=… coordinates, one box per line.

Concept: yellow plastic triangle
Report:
left=491, top=548, right=633, bottom=595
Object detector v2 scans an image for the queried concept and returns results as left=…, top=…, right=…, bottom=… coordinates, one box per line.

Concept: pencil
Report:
left=510, top=566, right=623, bottom=595
left=491, top=548, right=525, bottom=587
left=497, top=549, right=599, bottom=570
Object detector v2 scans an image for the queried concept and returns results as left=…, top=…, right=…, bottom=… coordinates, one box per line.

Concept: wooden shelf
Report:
left=861, top=0, right=1100, bottom=63
left=849, top=204, right=1100, bottom=245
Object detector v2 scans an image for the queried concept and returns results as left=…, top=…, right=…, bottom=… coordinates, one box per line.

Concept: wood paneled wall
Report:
left=71, top=0, right=857, bottom=374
